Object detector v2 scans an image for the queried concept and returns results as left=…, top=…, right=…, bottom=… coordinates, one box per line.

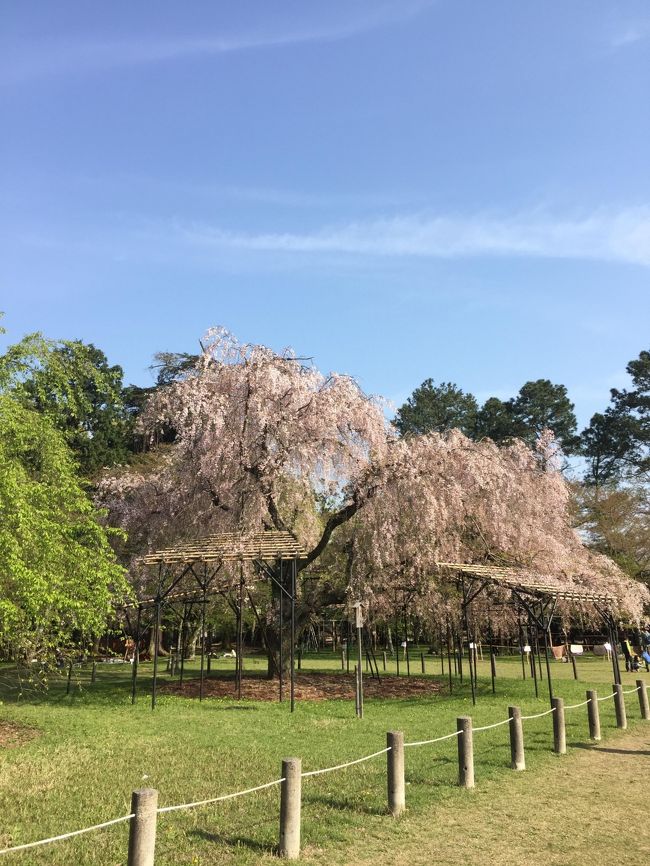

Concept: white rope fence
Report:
left=157, top=777, right=285, bottom=814
left=0, top=814, right=134, bottom=856
left=521, top=707, right=556, bottom=720
left=1, top=680, right=646, bottom=860
left=473, top=716, right=514, bottom=732
left=404, top=729, right=463, bottom=748
left=301, top=747, right=390, bottom=778
left=564, top=698, right=591, bottom=710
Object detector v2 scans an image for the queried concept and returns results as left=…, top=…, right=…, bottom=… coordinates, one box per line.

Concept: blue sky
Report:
left=1, top=0, right=649, bottom=427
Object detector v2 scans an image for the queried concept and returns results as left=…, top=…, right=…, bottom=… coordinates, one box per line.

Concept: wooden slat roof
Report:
left=437, top=562, right=615, bottom=605
left=141, top=531, right=307, bottom=566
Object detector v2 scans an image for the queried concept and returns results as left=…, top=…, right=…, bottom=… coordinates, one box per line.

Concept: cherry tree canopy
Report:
left=98, top=328, right=647, bottom=623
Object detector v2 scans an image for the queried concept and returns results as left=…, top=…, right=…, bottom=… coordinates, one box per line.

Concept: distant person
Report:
left=621, top=636, right=634, bottom=672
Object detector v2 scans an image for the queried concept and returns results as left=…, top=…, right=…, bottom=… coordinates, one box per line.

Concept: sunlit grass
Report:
left=0, top=651, right=645, bottom=864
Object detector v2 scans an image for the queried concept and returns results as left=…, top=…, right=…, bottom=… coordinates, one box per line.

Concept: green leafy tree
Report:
left=581, top=408, right=641, bottom=485
left=474, top=397, right=520, bottom=443
left=394, top=380, right=478, bottom=436
left=0, top=392, right=129, bottom=660
left=507, top=379, right=579, bottom=453
left=581, top=349, right=650, bottom=483
left=2, top=334, right=133, bottom=475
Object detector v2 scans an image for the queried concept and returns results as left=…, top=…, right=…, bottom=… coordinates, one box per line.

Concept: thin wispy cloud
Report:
left=3, top=0, right=436, bottom=82
left=610, top=20, right=650, bottom=48
left=180, top=207, right=650, bottom=267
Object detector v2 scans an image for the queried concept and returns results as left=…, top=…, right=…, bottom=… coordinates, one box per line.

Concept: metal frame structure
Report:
left=437, top=563, right=619, bottom=705
left=127, top=532, right=306, bottom=711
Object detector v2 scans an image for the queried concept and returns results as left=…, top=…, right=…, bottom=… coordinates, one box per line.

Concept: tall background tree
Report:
left=394, top=380, right=477, bottom=437
left=2, top=334, right=134, bottom=476
left=578, top=348, right=650, bottom=586
left=582, top=349, right=650, bottom=484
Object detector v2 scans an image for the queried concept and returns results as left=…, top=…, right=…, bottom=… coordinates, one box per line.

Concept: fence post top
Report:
left=388, top=730, right=404, bottom=738
left=282, top=757, right=302, bottom=767
left=132, top=788, right=158, bottom=799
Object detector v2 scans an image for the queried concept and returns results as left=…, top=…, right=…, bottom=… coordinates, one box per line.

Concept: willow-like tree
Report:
left=99, top=328, right=646, bottom=674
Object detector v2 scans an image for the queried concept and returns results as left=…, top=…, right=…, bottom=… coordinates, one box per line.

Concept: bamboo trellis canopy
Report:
left=140, top=530, right=307, bottom=566
left=437, top=562, right=615, bottom=606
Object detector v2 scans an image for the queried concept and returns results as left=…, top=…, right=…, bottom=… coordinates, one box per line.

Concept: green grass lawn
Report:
left=0, top=650, right=646, bottom=864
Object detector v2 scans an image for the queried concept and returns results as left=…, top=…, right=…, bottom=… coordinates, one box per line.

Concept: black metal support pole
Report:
left=609, top=619, right=622, bottom=685
left=290, top=558, right=296, bottom=713
left=541, top=605, right=554, bottom=706
left=131, top=605, right=141, bottom=705
left=535, top=629, right=543, bottom=680
left=488, top=617, right=496, bottom=694
left=237, top=566, right=244, bottom=700
left=179, top=603, right=187, bottom=686
left=518, top=613, right=526, bottom=680
left=356, top=621, right=364, bottom=718
left=403, top=606, right=410, bottom=677
left=394, top=607, right=400, bottom=676
left=472, top=621, right=478, bottom=691
left=462, top=581, right=476, bottom=706
left=151, top=597, right=161, bottom=711
left=346, top=619, right=351, bottom=674
left=199, top=589, right=207, bottom=702
left=529, top=617, right=539, bottom=699
left=440, top=626, right=445, bottom=675
left=446, top=622, right=453, bottom=694
left=279, top=560, right=284, bottom=703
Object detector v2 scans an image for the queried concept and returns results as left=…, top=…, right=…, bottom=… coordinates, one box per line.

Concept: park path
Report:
left=313, top=727, right=650, bottom=866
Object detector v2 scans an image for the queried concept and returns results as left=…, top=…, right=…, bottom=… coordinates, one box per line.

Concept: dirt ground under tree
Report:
left=161, top=671, right=444, bottom=702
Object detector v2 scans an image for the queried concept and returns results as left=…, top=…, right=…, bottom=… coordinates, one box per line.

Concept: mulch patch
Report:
left=0, top=720, right=39, bottom=749
left=161, top=672, right=444, bottom=702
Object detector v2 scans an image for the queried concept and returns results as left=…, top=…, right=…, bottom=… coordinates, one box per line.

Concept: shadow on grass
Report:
left=221, top=705, right=258, bottom=711
left=190, top=827, right=274, bottom=853
left=303, top=791, right=386, bottom=816
left=572, top=742, right=650, bottom=756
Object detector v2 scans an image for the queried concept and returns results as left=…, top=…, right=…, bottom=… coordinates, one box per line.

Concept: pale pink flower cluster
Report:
left=97, top=329, right=648, bottom=626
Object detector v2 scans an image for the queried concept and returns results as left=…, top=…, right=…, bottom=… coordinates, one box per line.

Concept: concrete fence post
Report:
left=279, top=757, right=302, bottom=859
left=457, top=716, right=474, bottom=788
left=587, top=690, right=601, bottom=741
left=552, top=697, right=566, bottom=754
left=613, top=683, right=627, bottom=729
left=127, top=788, right=158, bottom=866
left=508, top=706, right=525, bottom=771
left=387, top=731, right=405, bottom=817
left=382, top=651, right=387, bottom=671
left=636, top=680, right=649, bottom=720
